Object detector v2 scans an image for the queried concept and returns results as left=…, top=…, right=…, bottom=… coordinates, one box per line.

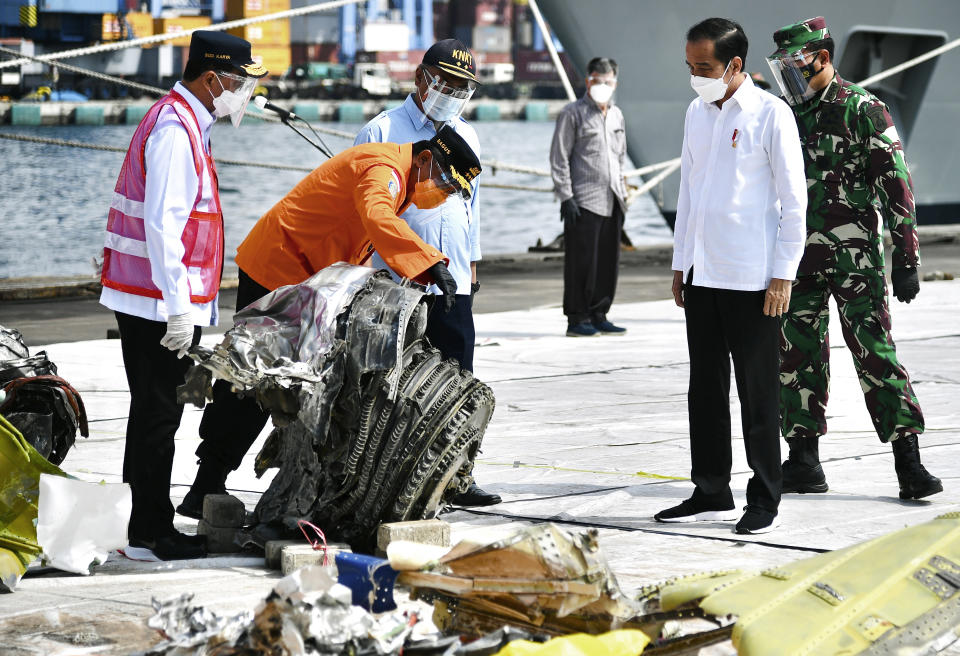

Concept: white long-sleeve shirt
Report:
left=100, top=82, right=219, bottom=325
left=672, top=77, right=807, bottom=291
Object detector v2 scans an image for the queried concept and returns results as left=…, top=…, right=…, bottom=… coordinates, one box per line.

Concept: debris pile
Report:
left=182, top=264, right=496, bottom=551
left=0, top=325, right=88, bottom=465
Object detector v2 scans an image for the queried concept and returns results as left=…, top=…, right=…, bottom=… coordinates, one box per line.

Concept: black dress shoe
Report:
left=129, top=532, right=206, bottom=560
left=449, top=483, right=501, bottom=507
left=175, top=488, right=206, bottom=520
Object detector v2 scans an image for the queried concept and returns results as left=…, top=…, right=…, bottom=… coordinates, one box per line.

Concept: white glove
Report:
left=160, top=312, right=194, bottom=358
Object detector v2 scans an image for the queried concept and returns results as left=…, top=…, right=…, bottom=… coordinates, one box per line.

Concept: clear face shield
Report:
left=211, top=71, right=257, bottom=128
left=420, top=70, right=476, bottom=123
left=411, top=156, right=466, bottom=210
left=766, top=51, right=820, bottom=106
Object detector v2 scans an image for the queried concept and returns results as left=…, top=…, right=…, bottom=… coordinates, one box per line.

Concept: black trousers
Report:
left=683, top=282, right=782, bottom=513
left=196, top=269, right=272, bottom=471
left=426, top=294, right=475, bottom=372
left=563, top=204, right=623, bottom=325
left=116, top=311, right=201, bottom=538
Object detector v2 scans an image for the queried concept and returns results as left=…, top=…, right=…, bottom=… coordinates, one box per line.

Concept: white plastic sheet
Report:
left=36, top=473, right=131, bottom=575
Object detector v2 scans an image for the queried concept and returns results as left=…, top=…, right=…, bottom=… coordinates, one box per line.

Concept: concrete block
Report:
left=280, top=542, right=351, bottom=575
left=202, top=494, right=246, bottom=528
left=473, top=104, right=501, bottom=121
left=337, top=102, right=365, bottom=123
left=523, top=102, right=549, bottom=122
left=265, top=539, right=301, bottom=570
left=125, top=105, right=150, bottom=125
left=73, top=105, right=104, bottom=126
left=292, top=102, right=320, bottom=121
left=11, top=104, right=42, bottom=126
left=198, top=519, right=238, bottom=553
left=376, top=519, right=450, bottom=556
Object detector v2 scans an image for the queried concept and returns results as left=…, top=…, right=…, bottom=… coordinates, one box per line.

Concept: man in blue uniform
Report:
left=354, top=39, right=499, bottom=507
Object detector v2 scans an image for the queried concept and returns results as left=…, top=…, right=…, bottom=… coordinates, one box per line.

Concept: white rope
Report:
left=626, top=160, right=681, bottom=205
left=0, top=0, right=364, bottom=70
left=624, top=157, right=682, bottom=179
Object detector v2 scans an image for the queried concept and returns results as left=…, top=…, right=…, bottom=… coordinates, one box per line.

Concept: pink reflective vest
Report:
left=101, top=90, right=223, bottom=304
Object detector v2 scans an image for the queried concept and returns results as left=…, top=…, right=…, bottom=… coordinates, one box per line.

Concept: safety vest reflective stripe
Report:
left=101, top=90, right=223, bottom=304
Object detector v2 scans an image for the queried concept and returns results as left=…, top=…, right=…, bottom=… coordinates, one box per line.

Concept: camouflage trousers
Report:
left=780, top=268, right=924, bottom=443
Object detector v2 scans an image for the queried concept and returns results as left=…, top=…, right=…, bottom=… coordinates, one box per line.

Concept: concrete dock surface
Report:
left=2, top=263, right=960, bottom=653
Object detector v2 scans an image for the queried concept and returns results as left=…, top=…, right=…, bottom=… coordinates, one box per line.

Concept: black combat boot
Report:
left=176, top=458, right=230, bottom=519
left=892, top=434, right=943, bottom=500
left=781, top=436, right=829, bottom=493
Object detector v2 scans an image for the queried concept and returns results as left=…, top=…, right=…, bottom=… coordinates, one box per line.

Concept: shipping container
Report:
left=290, top=42, right=339, bottom=67
left=452, top=0, right=512, bottom=28
left=154, top=15, right=211, bottom=47
left=102, top=13, right=121, bottom=41
left=515, top=48, right=578, bottom=83
left=289, top=0, right=338, bottom=45
left=225, top=0, right=290, bottom=19
left=123, top=11, right=154, bottom=40
left=251, top=44, right=291, bottom=76
left=355, top=49, right=424, bottom=82
left=36, top=0, right=117, bottom=13
left=228, top=20, right=290, bottom=44
left=471, top=25, right=509, bottom=53
left=361, top=21, right=409, bottom=52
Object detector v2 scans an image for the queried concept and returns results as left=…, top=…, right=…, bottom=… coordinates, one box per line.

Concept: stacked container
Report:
left=226, top=0, right=291, bottom=76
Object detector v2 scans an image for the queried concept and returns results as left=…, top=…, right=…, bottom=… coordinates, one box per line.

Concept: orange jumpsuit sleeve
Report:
left=353, top=164, right=447, bottom=282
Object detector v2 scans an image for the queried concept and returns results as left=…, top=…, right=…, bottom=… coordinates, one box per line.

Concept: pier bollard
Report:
left=473, top=104, right=501, bottom=121
left=292, top=102, right=321, bottom=121
left=73, top=105, right=104, bottom=126
left=125, top=106, right=150, bottom=125
left=11, top=104, right=42, bottom=126
left=337, top=102, right=365, bottom=122
left=523, top=102, right=550, bottom=122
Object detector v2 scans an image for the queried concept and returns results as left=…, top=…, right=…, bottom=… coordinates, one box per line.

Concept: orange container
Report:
left=101, top=13, right=121, bottom=41
left=250, top=44, right=291, bottom=77
left=154, top=15, right=212, bottom=47
left=225, top=0, right=290, bottom=18
left=124, top=12, right=154, bottom=40
left=228, top=20, right=290, bottom=44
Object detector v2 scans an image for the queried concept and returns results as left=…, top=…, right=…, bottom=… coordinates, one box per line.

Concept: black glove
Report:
left=891, top=267, right=920, bottom=303
left=471, top=281, right=481, bottom=297
left=560, top=198, right=580, bottom=227
left=427, top=261, right=457, bottom=313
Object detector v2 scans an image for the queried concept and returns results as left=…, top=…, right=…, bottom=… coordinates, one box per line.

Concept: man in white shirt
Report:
left=654, top=18, right=807, bottom=534
left=99, top=31, right=266, bottom=560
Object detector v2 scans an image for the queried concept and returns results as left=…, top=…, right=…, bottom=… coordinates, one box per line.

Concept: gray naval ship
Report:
left=538, top=1, right=960, bottom=227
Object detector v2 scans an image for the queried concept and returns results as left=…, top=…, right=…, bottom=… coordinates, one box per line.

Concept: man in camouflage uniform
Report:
left=767, top=17, right=941, bottom=500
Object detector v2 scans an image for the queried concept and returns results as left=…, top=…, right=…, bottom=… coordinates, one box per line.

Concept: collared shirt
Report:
left=354, top=94, right=481, bottom=295
left=100, top=81, right=219, bottom=325
left=549, top=94, right=627, bottom=217
left=673, top=77, right=807, bottom=291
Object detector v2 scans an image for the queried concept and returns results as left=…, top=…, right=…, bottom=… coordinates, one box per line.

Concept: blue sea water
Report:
left=0, top=119, right=672, bottom=279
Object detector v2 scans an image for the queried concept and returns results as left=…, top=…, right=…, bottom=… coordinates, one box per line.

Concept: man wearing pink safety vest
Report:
left=99, top=31, right=266, bottom=560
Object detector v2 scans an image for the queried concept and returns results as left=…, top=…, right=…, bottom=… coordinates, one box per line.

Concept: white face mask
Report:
left=210, top=73, right=255, bottom=128
left=690, top=60, right=732, bottom=103
left=588, top=82, right=615, bottom=105
left=420, top=71, right=474, bottom=123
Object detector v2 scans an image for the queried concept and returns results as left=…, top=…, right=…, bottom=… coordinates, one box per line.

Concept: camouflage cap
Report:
left=770, top=16, right=831, bottom=58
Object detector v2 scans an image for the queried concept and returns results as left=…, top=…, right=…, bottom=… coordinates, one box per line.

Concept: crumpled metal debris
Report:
left=0, top=324, right=88, bottom=465
left=142, top=565, right=425, bottom=656
left=181, top=264, right=496, bottom=552
left=399, top=524, right=735, bottom=653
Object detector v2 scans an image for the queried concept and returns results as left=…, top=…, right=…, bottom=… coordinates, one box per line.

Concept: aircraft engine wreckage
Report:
left=179, top=264, right=496, bottom=551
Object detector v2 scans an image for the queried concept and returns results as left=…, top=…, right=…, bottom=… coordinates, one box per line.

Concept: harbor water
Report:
left=0, top=119, right=672, bottom=280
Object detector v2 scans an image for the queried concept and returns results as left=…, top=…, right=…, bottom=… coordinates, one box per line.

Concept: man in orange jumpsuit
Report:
left=176, top=125, right=481, bottom=518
